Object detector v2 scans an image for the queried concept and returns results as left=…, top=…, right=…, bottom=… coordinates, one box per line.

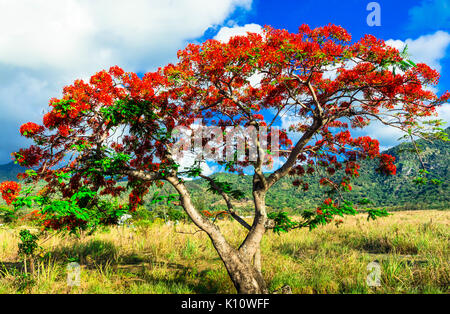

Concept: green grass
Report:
left=0, top=210, right=448, bottom=294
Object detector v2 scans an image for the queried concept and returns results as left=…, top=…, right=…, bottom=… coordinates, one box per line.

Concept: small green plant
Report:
left=167, top=208, right=187, bottom=222
left=18, top=229, right=40, bottom=274
left=0, top=206, right=17, bottom=223
left=182, top=238, right=197, bottom=258
left=14, top=272, right=35, bottom=293
left=14, top=229, right=40, bottom=292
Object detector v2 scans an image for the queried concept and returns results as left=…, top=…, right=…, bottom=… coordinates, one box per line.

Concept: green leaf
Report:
left=367, top=208, right=390, bottom=221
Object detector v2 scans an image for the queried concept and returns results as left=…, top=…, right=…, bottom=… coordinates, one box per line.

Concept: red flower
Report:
left=0, top=181, right=21, bottom=205
left=58, top=124, right=71, bottom=137
left=109, top=65, right=125, bottom=77
left=201, top=210, right=213, bottom=218
left=43, top=111, right=60, bottom=128
left=20, top=122, right=44, bottom=137
left=378, top=154, right=397, bottom=175
left=341, top=182, right=352, bottom=191
left=12, top=146, right=43, bottom=167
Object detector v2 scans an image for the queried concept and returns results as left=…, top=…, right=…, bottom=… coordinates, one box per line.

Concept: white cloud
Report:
left=0, top=0, right=253, bottom=164
left=248, top=72, right=264, bottom=88
left=214, top=23, right=262, bottom=43
left=0, top=0, right=252, bottom=72
left=175, top=150, right=216, bottom=179
left=362, top=122, right=405, bottom=148
left=386, top=31, right=450, bottom=72
left=436, top=103, right=450, bottom=125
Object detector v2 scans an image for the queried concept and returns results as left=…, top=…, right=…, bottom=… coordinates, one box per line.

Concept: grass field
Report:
left=0, top=210, right=448, bottom=294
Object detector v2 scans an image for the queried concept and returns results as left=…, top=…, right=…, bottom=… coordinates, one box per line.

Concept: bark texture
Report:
left=167, top=176, right=268, bottom=293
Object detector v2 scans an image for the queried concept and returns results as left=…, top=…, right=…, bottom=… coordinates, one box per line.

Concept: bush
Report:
left=134, top=204, right=189, bottom=223
left=167, top=208, right=188, bottom=222
left=0, top=206, right=17, bottom=223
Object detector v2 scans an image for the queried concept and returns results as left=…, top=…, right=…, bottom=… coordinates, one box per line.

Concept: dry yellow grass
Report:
left=0, top=210, right=448, bottom=293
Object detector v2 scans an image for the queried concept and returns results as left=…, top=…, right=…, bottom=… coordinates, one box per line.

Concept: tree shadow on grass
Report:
left=350, top=237, right=418, bottom=255
left=46, top=239, right=230, bottom=293
left=132, top=267, right=230, bottom=293
left=274, top=236, right=419, bottom=258
left=49, top=239, right=119, bottom=266
left=0, top=261, right=24, bottom=276
left=274, top=242, right=319, bottom=260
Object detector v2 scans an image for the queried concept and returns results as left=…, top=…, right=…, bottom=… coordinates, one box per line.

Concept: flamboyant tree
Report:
left=3, top=24, right=449, bottom=293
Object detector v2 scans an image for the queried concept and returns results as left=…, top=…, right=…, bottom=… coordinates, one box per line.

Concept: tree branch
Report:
left=199, top=174, right=251, bottom=230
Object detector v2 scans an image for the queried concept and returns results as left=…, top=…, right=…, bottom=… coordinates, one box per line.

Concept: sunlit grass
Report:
left=0, top=210, right=448, bottom=293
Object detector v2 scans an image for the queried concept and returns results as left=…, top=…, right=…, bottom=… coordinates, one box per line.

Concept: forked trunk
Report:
left=167, top=176, right=268, bottom=293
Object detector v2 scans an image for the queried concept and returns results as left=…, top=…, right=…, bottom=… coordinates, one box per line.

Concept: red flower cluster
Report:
left=43, top=215, right=87, bottom=231
left=58, top=124, right=71, bottom=137
left=12, top=146, right=43, bottom=167
left=201, top=210, right=213, bottom=218
left=19, top=122, right=44, bottom=138
left=129, top=187, right=149, bottom=211
left=340, top=181, right=352, bottom=191
left=0, top=181, right=21, bottom=205
left=21, top=210, right=45, bottom=222
left=378, top=154, right=397, bottom=175
left=353, top=136, right=380, bottom=159
left=345, top=162, right=361, bottom=177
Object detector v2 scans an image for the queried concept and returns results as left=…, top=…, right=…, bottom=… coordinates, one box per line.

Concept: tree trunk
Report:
left=211, top=238, right=268, bottom=294
left=253, top=247, right=262, bottom=273
left=167, top=176, right=268, bottom=293
left=29, top=256, right=35, bottom=275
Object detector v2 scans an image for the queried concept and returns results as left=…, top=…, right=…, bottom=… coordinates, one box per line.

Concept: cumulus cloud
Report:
left=436, top=103, right=450, bottom=125
left=213, top=23, right=262, bottom=43
left=0, top=0, right=253, bottom=163
left=175, top=150, right=217, bottom=179
left=386, top=31, right=450, bottom=72
left=0, top=0, right=253, bottom=72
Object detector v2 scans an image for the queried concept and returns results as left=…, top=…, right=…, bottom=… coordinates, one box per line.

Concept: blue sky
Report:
left=0, top=0, right=449, bottom=169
